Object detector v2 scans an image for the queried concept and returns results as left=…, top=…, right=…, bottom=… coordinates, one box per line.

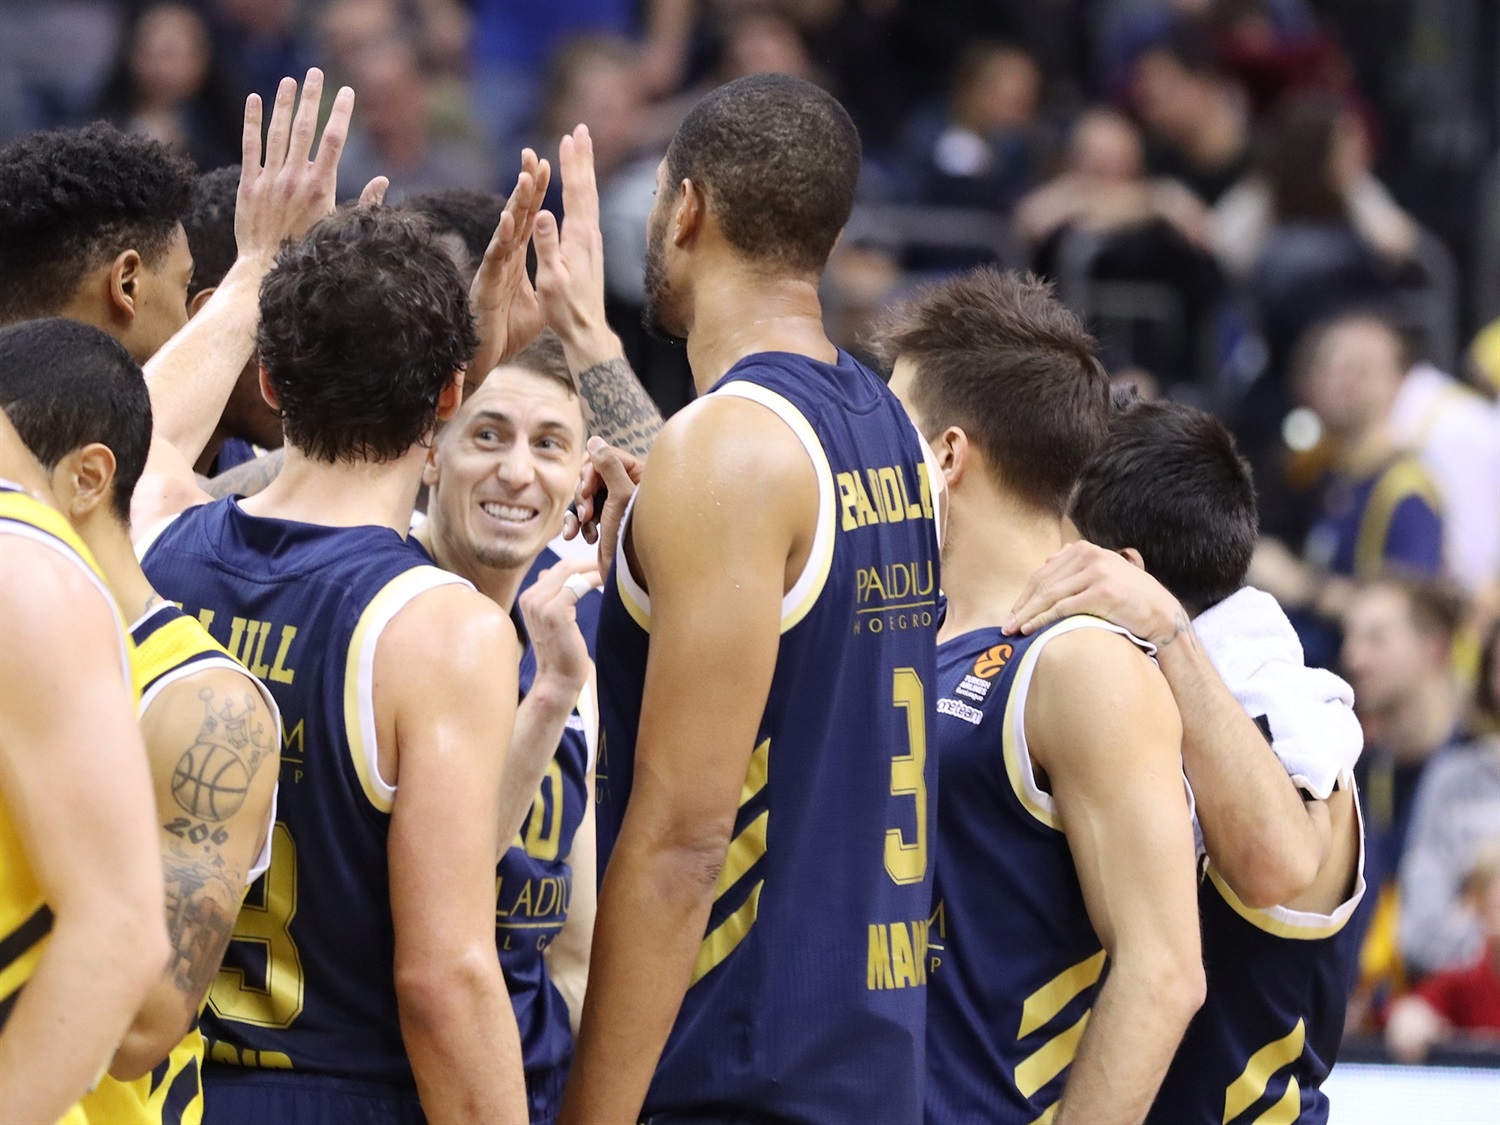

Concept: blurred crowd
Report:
left=3, top=0, right=1500, bottom=1066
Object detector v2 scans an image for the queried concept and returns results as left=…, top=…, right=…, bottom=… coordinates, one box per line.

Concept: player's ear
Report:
left=109, top=249, right=143, bottom=321
left=258, top=365, right=281, bottom=411
left=435, top=369, right=464, bottom=422
left=64, top=442, right=118, bottom=520
left=936, top=425, right=968, bottom=489
left=188, top=285, right=217, bottom=318
left=422, top=437, right=442, bottom=487
left=1120, top=546, right=1147, bottom=571
left=675, top=178, right=703, bottom=246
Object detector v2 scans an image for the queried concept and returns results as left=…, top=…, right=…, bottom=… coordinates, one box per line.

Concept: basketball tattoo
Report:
left=162, top=687, right=276, bottom=1009
left=171, top=689, right=275, bottom=822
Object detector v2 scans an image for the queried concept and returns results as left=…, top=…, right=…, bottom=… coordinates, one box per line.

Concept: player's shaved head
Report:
left=0, top=317, right=152, bottom=522
left=873, top=267, right=1109, bottom=515
left=664, top=73, right=860, bottom=274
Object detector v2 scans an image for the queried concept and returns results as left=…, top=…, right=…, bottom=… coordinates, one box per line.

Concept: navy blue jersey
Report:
left=595, top=351, right=941, bottom=1123
left=140, top=499, right=467, bottom=1086
left=502, top=546, right=601, bottom=1123
left=1148, top=797, right=1367, bottom=1125
left=927, top=618, right=1147, bottom=1125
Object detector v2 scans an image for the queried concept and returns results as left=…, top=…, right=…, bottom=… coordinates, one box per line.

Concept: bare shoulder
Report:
left=1027, top=624, right=1180, bottom=769
left=0, top=538, right=116, bottom=658
left=141, top=664, right=279, bottom=761
left=379, top=580, right=519, bottom=677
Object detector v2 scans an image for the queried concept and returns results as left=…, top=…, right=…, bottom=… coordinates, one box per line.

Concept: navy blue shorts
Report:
left=201, top=1067, right=426, bottom=1125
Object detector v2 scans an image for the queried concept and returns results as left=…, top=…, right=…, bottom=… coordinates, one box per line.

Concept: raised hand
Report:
left=563, top=437, right=644, bottom=573
left=517, top=558, right=602, bottom=701
left=534, top=124, right=620, bottom=370
left=469, top=150, right=553, bottom=388
left=234, top=69, right=358, bottom=262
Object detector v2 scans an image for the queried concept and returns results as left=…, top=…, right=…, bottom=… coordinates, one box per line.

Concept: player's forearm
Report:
left=560, top=835, right=723, bottom=1124
left=498, top=685, right=580, bottom=855
left=144, top=252, right=274, bottom=464
left=1155, top=627, right=1326, bottom=907
left=0, top=904, right=167, bottom=1119
left=573, top=354, right=664, bottom=460
left=397, top=950, right=527, bottom=1123
left=1055, top=951, right=1203, bottom=1125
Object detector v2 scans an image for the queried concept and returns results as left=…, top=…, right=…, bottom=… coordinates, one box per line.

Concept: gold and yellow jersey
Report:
left=78, top=603, right=279, bottom=1125
left=0, top=482, right=130, bottom=1056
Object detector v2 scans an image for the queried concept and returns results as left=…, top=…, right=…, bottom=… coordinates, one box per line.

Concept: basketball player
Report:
left=417, top=330, right=600, bottom=1124
left=0, top=317, right=281, bottom=1124
left=132, top=181, right=545, bottom=1121
left=0, top=412, right=168, bottom=1121
left=1009, top=399, right=1366, bottom=1123
left=873, top=270, right=1205, bottom=1124
left=560, top=75, right=941, bottom=1124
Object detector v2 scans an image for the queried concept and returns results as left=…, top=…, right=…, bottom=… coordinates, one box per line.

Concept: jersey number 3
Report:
left=885, top=667, right=928, bottom=885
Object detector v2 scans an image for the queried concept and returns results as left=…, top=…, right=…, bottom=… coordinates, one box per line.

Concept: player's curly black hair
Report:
left=0, top=123, right=197, bottom=323
left=257, top=207, right=478, bottom=464
left=183, top=165, right=241, bottom=299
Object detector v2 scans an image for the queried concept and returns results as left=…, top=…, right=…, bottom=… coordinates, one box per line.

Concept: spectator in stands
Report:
left=1387, top=841, right=1500, bottom=1062
left=1340, top=579, right=1466, bottom=1023
left=1251, top=313, right=1445, bottom=665
left=1016, top=107, right=1223, bottom=386
left=918, top=41, right=1047, bottom=214
left=1016, top=107, right=1209, bottom=251
left=468, top=0, right=693, bottom=151
left=336, top=38, right=492, bottom=203
left=1129, top=32, right=1252, bottom=206
left=1399, top=628, right=1500, bottom=977
left=1390, top=354, right=1500, bottom=596
left=181, top=165, right=281, bottom=478
left=93, top=3, right=241, bottom=172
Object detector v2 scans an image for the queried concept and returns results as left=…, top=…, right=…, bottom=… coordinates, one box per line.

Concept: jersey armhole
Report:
left=1002, top=616, right=1157, bottom=831
left=709, top=382, right=836, bottom=633
left=344, top=566, right=473, bottom=813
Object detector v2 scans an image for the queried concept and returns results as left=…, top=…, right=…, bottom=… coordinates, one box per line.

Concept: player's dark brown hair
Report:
left=508, top=329, right=578, bottom=403
left=869, top=267, right=1109, bottom=515
left=257, top=207, right=477, bottom=464
left=665, top=73, right=860, bottom=274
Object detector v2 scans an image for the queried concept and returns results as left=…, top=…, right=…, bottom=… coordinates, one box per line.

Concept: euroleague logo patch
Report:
left=972, top=644, right=1013, bottom=679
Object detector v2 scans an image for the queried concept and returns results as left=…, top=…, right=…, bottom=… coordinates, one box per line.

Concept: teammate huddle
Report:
left=0, top=66, right=1365, bottom=1125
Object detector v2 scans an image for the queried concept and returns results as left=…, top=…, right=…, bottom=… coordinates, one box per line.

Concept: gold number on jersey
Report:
left=885, top=668, right=928, bottom=885
left=208, top=822, right=305, bottom=1028
left=521, top=759, right=564, bottom=862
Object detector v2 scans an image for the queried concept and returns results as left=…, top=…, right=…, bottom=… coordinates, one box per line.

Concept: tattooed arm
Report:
left=203, top=448, right=286, bottom=501
left=534, top=125, right=664, bottom=460
left=110, top=667, right=281, bottom=1080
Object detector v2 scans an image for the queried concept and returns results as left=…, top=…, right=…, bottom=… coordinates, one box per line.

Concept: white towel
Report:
left=1192, top=586, right=1364, bottom=799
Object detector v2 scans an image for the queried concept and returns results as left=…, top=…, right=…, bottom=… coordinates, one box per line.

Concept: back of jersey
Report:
left=0, top=483, right=130, bottom=1034
left=595, top=350, right=940, bottom=1122
left=928, top=618, right=1146, bottom=1125
left=141, top=498, right=465, bottom=1085
left=1148, top=797, right=1367, bottom=1125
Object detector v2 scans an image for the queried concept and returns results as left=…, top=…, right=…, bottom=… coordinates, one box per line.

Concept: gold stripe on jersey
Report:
left=692, top=881, right=764, bottom=986
left=1206, top=867, right=1354, bottom=941
left=690, top=738, right=771, bottom=985
left=1223, top=1019, right=1306, bottom=1123
left=1030, top=1103, right=1059, bottom=1125
left=1015, top=1010, right=1090, bottom=1100
left=1017, top=949, right=1107, bottom=1039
